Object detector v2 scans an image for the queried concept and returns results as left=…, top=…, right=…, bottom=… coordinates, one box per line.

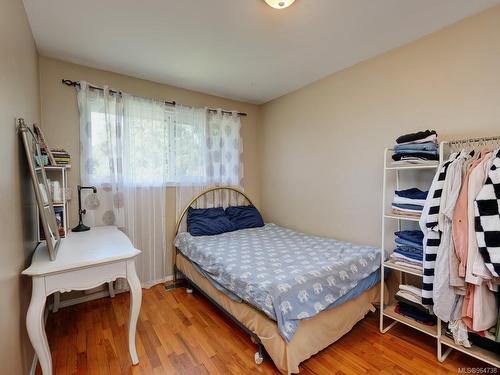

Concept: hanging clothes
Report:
left=475, top=149, right=500, bottom=278
left=496, top=297, right=500, bottom=342
left=448, top=151, right=476, bottom=290
left=433, top=151, right=471, bottom=322
left=465, top=150, right=494, bottom=285
left=420, top=153, right=457, bottom=306
left=458, top=150, right=497, bottom=332
left=420, top=140, right=500, bottom=350
left=452, top=150, right=487, bottom=279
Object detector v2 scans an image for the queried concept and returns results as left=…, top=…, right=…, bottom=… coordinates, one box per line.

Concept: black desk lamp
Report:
left=72, top=185, right=97, bottom=232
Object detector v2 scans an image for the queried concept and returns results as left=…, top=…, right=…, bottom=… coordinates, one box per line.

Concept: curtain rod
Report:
left=61, top=79, right=248, bottom=117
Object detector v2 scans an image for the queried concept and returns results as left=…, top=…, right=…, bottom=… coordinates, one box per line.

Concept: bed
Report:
left=169, top=186, right=387, bottom=374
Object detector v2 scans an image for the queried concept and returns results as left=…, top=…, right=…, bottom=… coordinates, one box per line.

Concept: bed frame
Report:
left=165, top=186, right=265, bottom=364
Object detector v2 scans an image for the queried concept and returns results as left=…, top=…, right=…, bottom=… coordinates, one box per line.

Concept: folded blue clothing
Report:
left=394, top=141, right=438, bottom=153
left=395, top=237, right=423, bottom=251
left=395, top=230, right=424, bottom=243
left=397, top=302, right=436, bottom=325
left=394, top=247, right=423, bottom=261
left=394, top=149, right=439, bottom=156
left=394, top=188, right=429, bottom=200
left=394, top=245, right=423, bottom=254
left=392, top=203, right=424, bottom=211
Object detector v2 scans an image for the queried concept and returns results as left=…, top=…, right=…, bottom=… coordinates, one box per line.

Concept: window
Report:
left=79, top=86, right=240, bottom=188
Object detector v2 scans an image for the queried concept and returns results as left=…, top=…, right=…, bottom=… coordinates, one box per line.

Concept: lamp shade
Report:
left=264, top=0, right=296, bottom=9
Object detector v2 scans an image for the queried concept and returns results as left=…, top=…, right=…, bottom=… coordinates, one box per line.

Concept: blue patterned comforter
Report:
left=175, top=224, right=381, bottom=342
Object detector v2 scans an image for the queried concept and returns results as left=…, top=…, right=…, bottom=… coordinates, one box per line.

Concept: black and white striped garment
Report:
left=420, top=154, right=457, bottom=306
left=474, top=149, right=500, bottom=277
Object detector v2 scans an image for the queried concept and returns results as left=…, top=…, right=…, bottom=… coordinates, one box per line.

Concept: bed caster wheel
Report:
left=254, top=351, right=263, bottom=365
left=186, top=287, right=193, bottom=294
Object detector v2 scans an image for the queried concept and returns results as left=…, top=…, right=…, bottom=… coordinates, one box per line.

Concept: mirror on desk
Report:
left=19, top=118, right=61, bottom=261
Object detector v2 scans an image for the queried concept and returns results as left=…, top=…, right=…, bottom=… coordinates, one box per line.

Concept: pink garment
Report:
left=464, top=280, right=498, bottom=332
left=461, top=150, right=496, bottom=331
left=465, top=151, right=492, bottom=286
left=471, top=282, right=498, bottom=331
left=462, top=285, right=474, bottom=329
left=452, top=149, right=490, bottom=277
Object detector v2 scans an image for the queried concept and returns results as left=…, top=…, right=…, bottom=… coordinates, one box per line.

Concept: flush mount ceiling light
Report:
left=264, top=0, right=296, bottom=9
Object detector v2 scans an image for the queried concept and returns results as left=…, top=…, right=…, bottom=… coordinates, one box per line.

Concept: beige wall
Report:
left=39, top=56, right=261, bottom=274
left=260, top=5, right=500, bottom=246
left=0, top=0, right=40, bottom=374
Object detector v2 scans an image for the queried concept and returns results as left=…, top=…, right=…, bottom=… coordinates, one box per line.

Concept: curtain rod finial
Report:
left=62, top=79, right=77, bottom=87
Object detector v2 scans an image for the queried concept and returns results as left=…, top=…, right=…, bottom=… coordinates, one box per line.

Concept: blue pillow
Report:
left=187, top=207, right=236, bottom=236
left=225, top=205, right=264, bottom=230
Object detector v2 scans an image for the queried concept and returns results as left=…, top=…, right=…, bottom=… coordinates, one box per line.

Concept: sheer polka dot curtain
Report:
left=77, top=81, right=242, bottom=287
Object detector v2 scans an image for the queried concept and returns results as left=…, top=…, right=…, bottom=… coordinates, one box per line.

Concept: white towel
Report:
left=390, top=252, right=422, bottom=265
left=394, top=261, right=422, bottom=271
left=399, top=284, right=422, bottom=297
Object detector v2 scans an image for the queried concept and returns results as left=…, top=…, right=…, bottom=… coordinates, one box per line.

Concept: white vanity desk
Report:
left=22, top=226, right=142, bottom=375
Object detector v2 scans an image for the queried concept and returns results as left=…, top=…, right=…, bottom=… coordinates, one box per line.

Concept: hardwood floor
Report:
left=37, top=284, right=491, bottom=374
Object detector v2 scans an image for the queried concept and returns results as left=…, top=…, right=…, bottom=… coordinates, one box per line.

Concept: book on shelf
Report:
left=54, top=206, right=65, bottom=237
left=39, top=206, right=65, bottom=239
left=41, top=147, right=71, bottom=166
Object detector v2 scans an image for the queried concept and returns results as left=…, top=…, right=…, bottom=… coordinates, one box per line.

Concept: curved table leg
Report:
left=26, top=277, right=52, bottom=375
left=126, top=260, right=142, bottom=365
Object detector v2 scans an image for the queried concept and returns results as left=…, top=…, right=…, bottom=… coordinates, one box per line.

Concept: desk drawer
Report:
left=45, top=262, right=127, bottom=295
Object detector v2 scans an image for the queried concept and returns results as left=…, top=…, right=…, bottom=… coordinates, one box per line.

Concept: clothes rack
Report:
left=440, top=136, right=500, bottom=159
left=380, top=138, right=500, bottom=369
left=436, top=137, right=500, bottom=367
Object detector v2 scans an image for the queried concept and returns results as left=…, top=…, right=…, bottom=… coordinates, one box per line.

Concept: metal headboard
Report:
left=170, top=186, right=255, bottom=286
left=175, top=186, right=255, bottom=236
left=175, top=186, right=253, bottom=236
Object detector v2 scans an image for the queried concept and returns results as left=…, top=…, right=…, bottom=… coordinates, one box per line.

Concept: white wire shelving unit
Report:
left=379, top=146, right=444, bottom=354
left=379, top=142, right=500, bottom=368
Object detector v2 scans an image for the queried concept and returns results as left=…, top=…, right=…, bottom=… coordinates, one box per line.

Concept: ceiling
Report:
left=23, top=0, right=500, bottom=104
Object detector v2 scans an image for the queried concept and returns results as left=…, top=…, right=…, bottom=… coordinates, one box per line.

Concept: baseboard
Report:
left=142, top=275, right=173, bottom=289
left=52, top=290, right=118, bottom=310
left=50, top=275, right=174, bottom=308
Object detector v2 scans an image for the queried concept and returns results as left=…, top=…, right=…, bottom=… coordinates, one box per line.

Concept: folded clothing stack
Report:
left=469, top=331, right=500, bottom=353
left=389, top=230, right=423, bottom=271
left=392, top=188, right=428, bottom=217
left=394, top=284, right=436, bottom=325
left=392, top=130, right=439, bottom=164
